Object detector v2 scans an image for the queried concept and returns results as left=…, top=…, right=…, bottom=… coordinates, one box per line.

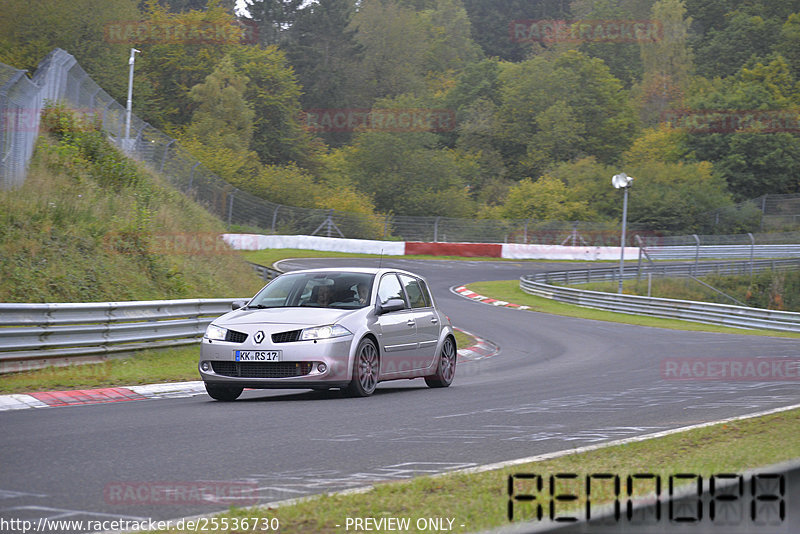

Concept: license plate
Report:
left=235, top=350, right=281, bottom=362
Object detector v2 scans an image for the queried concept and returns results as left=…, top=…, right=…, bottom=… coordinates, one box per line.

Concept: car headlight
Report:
left=300, top=324, right=351, bottom=341
left=204, top=324, right=228, bottom=341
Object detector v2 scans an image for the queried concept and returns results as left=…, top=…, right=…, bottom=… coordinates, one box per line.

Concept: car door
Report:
left=375, top=272, right=417, bottom=377
left=398, top=273, right=439, bottom=370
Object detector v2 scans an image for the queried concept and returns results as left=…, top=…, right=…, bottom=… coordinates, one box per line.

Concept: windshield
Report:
left=248, top=272, right=375, bottom=310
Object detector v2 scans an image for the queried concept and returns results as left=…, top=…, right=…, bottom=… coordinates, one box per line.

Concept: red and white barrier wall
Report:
left=222, top=234, right=638, bottom=261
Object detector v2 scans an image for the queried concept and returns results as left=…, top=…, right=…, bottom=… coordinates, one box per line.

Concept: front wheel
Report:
left=425, top=336, right=456, bottom=388
left=345, top=338, right=379, bottom=397
left=205, top=383, right=243, bottom=401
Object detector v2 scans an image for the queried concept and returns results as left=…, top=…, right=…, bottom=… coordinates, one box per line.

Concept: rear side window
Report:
left=399, top=274, right=430, bottom=309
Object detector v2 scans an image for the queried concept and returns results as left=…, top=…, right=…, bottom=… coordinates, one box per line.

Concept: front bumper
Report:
left=198, top=335, right=354, bottom=389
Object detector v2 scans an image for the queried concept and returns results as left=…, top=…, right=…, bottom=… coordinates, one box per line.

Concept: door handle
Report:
left=407, top=320, right=415, bottom=327
left=430, top=318, right=438, bottom=324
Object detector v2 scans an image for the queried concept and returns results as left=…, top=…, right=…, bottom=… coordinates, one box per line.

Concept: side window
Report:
left=377, top=274, right=407, bottom=307
left=417, top=279, right=433, bottom=307
left=399, top=274, right=428, bottom=309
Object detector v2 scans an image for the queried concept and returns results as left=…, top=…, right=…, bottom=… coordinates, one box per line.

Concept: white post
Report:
left=612, top=173, right=633, bottom=295
left=618, top=186, right=628, bottom=294
left=124, top=48, right=140, bottom=153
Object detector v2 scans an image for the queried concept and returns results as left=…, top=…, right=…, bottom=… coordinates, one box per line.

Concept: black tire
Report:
left=345, top=338, right=380, bottom=397
left=205, top=383, right=243, bottom=401
left=425, top=336, right=456, bottom=388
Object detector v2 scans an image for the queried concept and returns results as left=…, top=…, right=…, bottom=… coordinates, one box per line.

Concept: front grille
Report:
left=272, top=329, right=302, bottom=343
left=210, top=361, right=313, bottom=378
left=225, top=329, right=248, bottom=343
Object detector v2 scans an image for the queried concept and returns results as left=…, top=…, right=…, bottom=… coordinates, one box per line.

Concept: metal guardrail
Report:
left=641, top=244, right=800, bottom=260
left=248, top=261, right=281, bottom=281
left=520, top=260, right=800, bottom=332
left=0, top=299, right=238, bottom=373
left=535, top=258, right=800, bottom=285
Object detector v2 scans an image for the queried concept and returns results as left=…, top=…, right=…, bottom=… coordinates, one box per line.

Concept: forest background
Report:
left=3, top=0, right=799, bottom=235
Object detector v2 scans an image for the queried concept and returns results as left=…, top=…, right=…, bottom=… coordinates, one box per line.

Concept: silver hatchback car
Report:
left=199, top=267, right=457, bottom=400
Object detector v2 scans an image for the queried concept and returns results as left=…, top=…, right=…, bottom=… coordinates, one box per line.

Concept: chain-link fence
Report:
left=3, top=48, right=800, bottom=245
left=0, top=62, right=43, bottom=189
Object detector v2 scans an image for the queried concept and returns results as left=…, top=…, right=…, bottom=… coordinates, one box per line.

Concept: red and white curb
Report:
left=0, top=381, right=208, bottom=412
left=452, top=285, right=531, bottom=310
left=0, top=339, right=497, bottom=412
left=454, top=328, right=498, bottom=361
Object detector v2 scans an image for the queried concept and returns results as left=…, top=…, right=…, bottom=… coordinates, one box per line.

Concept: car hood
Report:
left=216, top=307, right=358, bottom=327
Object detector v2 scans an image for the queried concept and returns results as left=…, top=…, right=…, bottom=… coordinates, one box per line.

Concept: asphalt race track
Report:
left=1, top=258, right=798, bottom=532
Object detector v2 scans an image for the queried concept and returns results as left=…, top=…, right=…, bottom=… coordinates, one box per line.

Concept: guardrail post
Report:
left=188, top=161, right=199, bottom=190
left=227, top=190, right=234, bottom=228
left=160, top=138, right=174, bottom=173
left=271, top=205, right=280, bottom=233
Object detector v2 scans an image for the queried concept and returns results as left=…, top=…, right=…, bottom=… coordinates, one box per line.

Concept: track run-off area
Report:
left=1, top=258, right=798, bottom=532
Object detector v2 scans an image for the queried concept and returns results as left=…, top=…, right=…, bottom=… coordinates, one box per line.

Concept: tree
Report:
left=226, top=45, right=320, bottom=166
left=341, top=130, right=475, bottom=217
left=461, top=0, right=572, bottom=62
left=777, top=13, right=800, bottom=80
left=140, top=0, right=236, bottom=13
left=638, top=0, right=694, bottom=125
left=185, top=55, right=254, bottom=150
left=684, top=55, right=800, bottom=200
left=0, top=0, right=141, bottom=101
left=243, top=0, right=303, bottom=46
left=348, top=0, right=429, bottom=102
left=181, top=55, right=260, bottom=181
left=693, top=11, right=779, bottom=79
left=135, top=1, right=239, bottom=129
left=286, top=0, right=362, bottom=147
left=495, top=50, right=638, bottom=179
left=484, top=175, right=592, bottom=221
left=623, top=124, right=691, bottom=165
left=420, top=0, right=482, bottom=74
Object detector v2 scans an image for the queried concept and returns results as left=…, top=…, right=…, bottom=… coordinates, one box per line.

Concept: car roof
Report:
left=281, top=267, right=425, bottom=278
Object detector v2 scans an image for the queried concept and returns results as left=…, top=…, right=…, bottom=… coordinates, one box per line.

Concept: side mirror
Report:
left=378, top=298, right=406, bottom=314
left=231, top=299, right=248, bottom=310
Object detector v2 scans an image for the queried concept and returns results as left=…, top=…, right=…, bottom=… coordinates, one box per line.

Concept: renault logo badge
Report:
left=254, top=331, right=265, bottom=344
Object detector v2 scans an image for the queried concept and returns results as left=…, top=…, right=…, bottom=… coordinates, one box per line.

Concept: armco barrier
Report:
left=0, top=299, right=237, bottom=373
left=520, top=262, right=800, bottom=332
left=536, top=258, right=800, bottom=285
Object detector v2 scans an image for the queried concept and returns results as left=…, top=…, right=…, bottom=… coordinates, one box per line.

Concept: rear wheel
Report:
left=425, top=336, right=456, bottom=388
left=345, top=338, right=379, bottom=397
left=205, top=383, right=243, bottom=401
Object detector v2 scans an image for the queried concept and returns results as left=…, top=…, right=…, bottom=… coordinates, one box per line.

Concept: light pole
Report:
left=124, top=48, right=141, bottom=153
left=612, top=172, right=633, bottom=294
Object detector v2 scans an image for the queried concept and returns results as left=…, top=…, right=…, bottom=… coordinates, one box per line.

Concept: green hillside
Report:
left=0, top=105, right=263, bottom=302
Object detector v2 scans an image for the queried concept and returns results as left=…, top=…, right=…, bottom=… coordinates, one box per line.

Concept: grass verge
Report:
left=141, top=407, right=800, bottom=533
left=466, top=280, right=800, bottom=339
left=0, top=345, right=202, bottom=394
